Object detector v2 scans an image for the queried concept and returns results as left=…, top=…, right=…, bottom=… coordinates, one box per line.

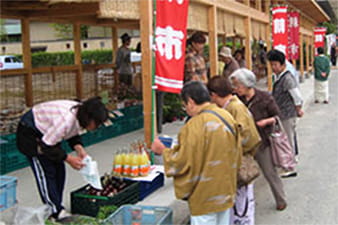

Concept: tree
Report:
left=320, top=21, right=337, bottom=35
left=0, top=19, right=9, bottom=42
left=50, top=23, right=89, bottom=39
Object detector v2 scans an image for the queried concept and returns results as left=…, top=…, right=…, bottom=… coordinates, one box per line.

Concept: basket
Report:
left=139, top=173, right=164, bottom=200
left=104, top=205, right=172, bottom=225
left=0, top=176, right=17, bottom=212
left=71, top=179, right=140, bottom=217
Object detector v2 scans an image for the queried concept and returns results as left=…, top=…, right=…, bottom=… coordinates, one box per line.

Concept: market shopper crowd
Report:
left=150, top=31, right=322, bottom=225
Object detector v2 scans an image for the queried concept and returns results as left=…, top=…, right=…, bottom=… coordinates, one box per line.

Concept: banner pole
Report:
left=150, top=0, right=157, bottom=164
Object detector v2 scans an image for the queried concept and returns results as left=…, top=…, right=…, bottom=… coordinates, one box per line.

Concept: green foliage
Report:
left=163, top=93, right=186, bottom=123
left=14, top=50, right=113, bottom=67
left=321, top=22, right=337, bottom=35
left=50, top=23, right=90, bottom=39
left=96, top=205, right=118, bottom=220
left=0, top=19, right=8, bottom=42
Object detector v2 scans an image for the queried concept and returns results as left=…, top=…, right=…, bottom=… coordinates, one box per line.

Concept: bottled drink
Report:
left=123, top=149, right=131, bottom=176
left=130, top=151, right=139, bottom=177
left=113, top=150, right=122, bottom=175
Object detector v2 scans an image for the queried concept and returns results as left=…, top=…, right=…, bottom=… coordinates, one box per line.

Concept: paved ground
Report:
left=1, top=69, right=337, bottom=224
left=255, top=69, right=338, bottom=224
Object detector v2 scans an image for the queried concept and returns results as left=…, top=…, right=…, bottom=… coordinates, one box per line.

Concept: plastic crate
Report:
left=104, top=205, right=172, bottom=225
left=0, top=134, right=18, bottom=155
left=71, top=179, right=140, bottom=217
left=120, top=105, right=143, bottom=118
left=0, top=176, right=17, bottom=212
left=139, top=173, right=164, bottom=200
left=0, top=151, right=29, bottom=175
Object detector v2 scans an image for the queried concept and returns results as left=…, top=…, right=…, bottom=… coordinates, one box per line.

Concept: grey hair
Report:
left=229, top=68, right=256, bottom=88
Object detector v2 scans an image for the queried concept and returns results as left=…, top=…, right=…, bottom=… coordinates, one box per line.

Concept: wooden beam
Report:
left=299, top=34, right=304, bottom=80
left=244, top=17, right=252, bottom=70
left=21, top=18, right=33, bottom=107
left=208, top=5, right=218, bottom=77
left=264, top=0, right=271, bottom=14
left=112, top=26, right=119, bottom=90
left=266, top=23, right=273, bottom=91
left=73, top=23, right=83, bottom=99
left=139, top=0, right=153, bottom=147
left=305, top=36, right=310, bottom=75
left=1, top=1, right=50, bottom=10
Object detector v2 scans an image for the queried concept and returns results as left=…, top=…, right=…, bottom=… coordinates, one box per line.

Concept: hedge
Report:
left=16, top=50, right=113, bottom=67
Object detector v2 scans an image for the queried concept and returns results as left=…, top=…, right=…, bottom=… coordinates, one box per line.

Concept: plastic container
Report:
left=71, top=179, right=139, bottom=217
left=0, top=151, right=29, bottom=175
left=139, top=173, right=164, bottom=200
left=0, top=176, right=17, bottom=212
left=104, top=205, right=172, bottom=225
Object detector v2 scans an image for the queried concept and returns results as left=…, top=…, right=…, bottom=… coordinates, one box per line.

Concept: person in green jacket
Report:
left=314, top=47, right=331, bottom=104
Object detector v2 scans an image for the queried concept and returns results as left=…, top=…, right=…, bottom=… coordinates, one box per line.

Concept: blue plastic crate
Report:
left=139, top=173, right=164, bottom=200
left=0, top=176, right=17, bottom=212
left=104, top=205, right=172, bottom=225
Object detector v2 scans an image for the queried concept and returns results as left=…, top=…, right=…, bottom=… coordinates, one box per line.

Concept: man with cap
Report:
left=219, top=46, right=240, bottom=78
left=116, top=33, right=132, bottom=85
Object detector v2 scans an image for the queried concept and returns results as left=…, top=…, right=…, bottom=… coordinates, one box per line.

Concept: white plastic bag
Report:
left=79, top=155, right=102, bottom=190
left=1, top=204, right=52, bottom=225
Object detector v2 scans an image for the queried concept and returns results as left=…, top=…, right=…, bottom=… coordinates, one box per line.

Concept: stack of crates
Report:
left=0, top=176, right=17, bottom=212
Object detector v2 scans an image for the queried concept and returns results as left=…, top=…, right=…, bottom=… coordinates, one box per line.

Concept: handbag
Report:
left=269, top=116, right=296, bottom=171
left=237, top=154, right=260, bottom=188
left=202, top=110, right=260, bottom=187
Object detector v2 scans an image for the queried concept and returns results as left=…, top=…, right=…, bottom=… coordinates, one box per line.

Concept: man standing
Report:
left=184, top=32, right=207, bottom=84
left=116, top=33, right=132, bottom=85
left=267, top=50, right=303, bottom=177
left=219, top=47, right=240, bottom=78
left=314, top=47, right=331, bottom=104
left=151, top=81, right=241, bottom=225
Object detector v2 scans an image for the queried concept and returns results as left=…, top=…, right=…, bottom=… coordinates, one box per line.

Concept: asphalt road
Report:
left=255, top=70, right=338, bottom=225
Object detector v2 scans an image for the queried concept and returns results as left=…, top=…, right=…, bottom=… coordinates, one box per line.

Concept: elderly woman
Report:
left=229, top=68, right=287, bottom=211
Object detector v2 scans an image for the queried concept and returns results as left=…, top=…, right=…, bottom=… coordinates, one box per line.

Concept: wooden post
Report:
left=139, top=0, right=153, bottom=147
left=299, top=34, right=304, bottom=82
left=244, top=17, right=252, bottom=70
left=244, top=0, right=250, bottom=6
left=73, top=23, right=83, bottom=99
left=256, top=0, right=262, bottom=11
left=21, top=18, right=33, bottom=107
left=265, top=23, right=273, bottom=91
left=264, top=0, right=271, bottom=14
left=232, top=37, right=236, bottom=53
left=305, top=35, right=310, bottom=77
left=112, top=26, right=119, bottom=90
left=208, top=5, right=217, bottom=77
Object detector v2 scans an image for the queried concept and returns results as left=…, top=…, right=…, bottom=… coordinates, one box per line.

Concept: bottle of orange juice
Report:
left=113, top=150, right=122, bottom=175
left=130, top=151, right=139, bottom=177
left=140, top=148, right=150, bottom=176
left=122, top=148, right=131, bottom=176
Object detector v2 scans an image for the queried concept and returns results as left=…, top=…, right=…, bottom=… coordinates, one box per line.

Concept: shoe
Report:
left=56, top=209, right=73, bottom=222
left=276, top=203, right=287, bottom=211
left=280, top=170, right=297, bottom=178
left=323, top=101, right=329, bottom=104
left=314, top=100, right=319, bottom=103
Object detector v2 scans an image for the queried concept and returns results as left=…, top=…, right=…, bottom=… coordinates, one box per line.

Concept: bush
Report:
left=16, top=50, right=113, bottom=67
left=163, top=93, right=186, bottom=123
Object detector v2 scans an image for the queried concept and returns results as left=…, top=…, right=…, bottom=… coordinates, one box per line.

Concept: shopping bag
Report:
left=269, top=117, right=296, bottom=171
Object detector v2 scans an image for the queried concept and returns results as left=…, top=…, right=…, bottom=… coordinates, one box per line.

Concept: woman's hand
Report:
left=256, top=119, right=268, bottom=127
left=151, top=137, right=166, bottom=155
left=65, top=154, right=85, bottom=170
left=74, top=144, right=87, bottom=159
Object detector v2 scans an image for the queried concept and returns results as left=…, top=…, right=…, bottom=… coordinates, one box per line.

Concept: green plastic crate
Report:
left=71, top=180, right=140, bottom=217
left=0, top=151, right=29, bottom=175
left=0, top=134, right=18, bottom=155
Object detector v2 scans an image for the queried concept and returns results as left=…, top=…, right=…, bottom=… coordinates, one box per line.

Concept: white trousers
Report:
left=314, top=79, right=329, bottom=102
left=191, top=209, right=230, bottom=225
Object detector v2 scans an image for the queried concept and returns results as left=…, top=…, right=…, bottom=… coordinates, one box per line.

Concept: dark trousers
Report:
left=156, top=91, right=165, bottom=134
left=16, top=115, right=65, bottom=218
left=27, top=155, right=66, bottom=218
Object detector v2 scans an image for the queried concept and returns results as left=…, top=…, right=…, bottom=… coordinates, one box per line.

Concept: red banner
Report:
left=314, top=27, right=326, bottom=49
left=155, top=0, right=189, bottom=93
left=272, top=6, right=288, bottom=59
left=287, top=11, right=299, bottom=60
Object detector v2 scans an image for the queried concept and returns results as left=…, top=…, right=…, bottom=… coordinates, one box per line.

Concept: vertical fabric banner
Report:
left=272, top=6, right=288, bottom=58
left=288, top=11, right=299, bottom=60
left=314, top=27, right=327, bottom=54
left=155, top=0, right=189, bottom=93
